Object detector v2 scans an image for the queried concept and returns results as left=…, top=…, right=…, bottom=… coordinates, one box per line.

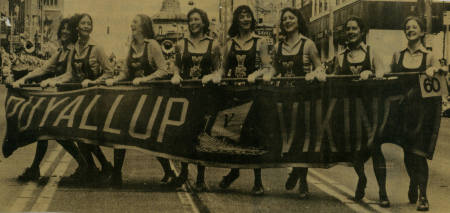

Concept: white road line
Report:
left=169, top=161, right=201, bottom=213
left=308, top=175, right=373, bottom=213
left=8, top=145, right=63, bottom=212
left=30, top=152, right=72, bottom=212
left=309, top=169, right=392, bottom=213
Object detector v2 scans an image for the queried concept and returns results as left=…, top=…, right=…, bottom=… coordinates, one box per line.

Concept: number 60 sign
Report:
left=419, top=74, right=448, bottom=98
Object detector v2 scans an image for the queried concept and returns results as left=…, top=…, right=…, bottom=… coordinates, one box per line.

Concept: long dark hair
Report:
left=187, top=8, right=210, bottom=35
left=135, top=14, right=155, bottom=39
left=403, top=16, right=426, bottom=45
left=345, top=16, right=367, bottom=43
left=279, top=7, right=308, bottom=36
left=228, top=5, right=256, bottom=37
left=57, top=18, right=77, bottom=44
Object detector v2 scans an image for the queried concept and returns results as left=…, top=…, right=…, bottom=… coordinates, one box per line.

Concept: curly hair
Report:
left=279, top=7, right=308, bottom=36
left=57, top=18, right=77, bottom=44
left=187, top=8, right=210, bottom=35
left=72, top=13, right=93, bottom=35
left=345, top=16, right=367, bottom=43
left=228, top=5, right=256, bottom=37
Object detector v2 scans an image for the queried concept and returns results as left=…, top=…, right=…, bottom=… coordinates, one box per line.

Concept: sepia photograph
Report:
left=0, top=0, right=449, bottom=212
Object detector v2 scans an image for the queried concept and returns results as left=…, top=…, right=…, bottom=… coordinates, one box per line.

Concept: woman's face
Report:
left=282, top=11, right=298, bottom=34
left=78, top=15, right=92, bottom=37
left=60, top=23, right=71, bottom=42
left=131, top=16, right=143, bottom=37
left=345, top=20, right=362, bottom=44
left=238, top=11, right=252, bottom=31
left=189, top=12, right=204, bottom=35
left=404, top=19, right=424, bottom=42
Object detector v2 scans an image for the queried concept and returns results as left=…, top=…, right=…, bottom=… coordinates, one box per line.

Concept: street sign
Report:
left=444, top=11, right=450, bottom=26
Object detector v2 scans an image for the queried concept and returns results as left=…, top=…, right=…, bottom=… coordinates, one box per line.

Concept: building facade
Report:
left=298, top=0, right=450, bottom=62
left=5, top=0, right=63, bottom=53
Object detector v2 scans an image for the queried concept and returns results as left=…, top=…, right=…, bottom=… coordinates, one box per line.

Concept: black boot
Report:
left=251, top=184, right=264, bottom=196
left=18, top=167, right=40, bottom=182
left=298, top=180, right=309, bottom=199
left=161, top=170, right=176, bottom=185
left=417, top=196, right=429, bottom=211
left=379, top=193, right=390, bottom=208
left=219, top=169, right=239, bottom=189
left=285, top=171, right=299, bottom=190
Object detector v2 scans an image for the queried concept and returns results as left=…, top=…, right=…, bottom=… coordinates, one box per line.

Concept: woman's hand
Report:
left=132, top=77, right=146, bottom=86
left=81, top=79, right=96, bottom=88
left=202, top=73, right=221, bottom=84
left=12, top=78, right=25, bottom=88
left=105, top=79, right=116, bottom=86
left=40, top=79, right=59, bottom=88
left=263, top=71, right=274, bottom=82
left=425, top=67, right=437, bottom=78
left=315, top=70, right=327, bottom=82
left=305, top=72, right=315, bottom=81
left=375, top=70, right=385, bottom=79
left=360, top=70, right=373, bottom=80
left=170, top=74, right=183, bottom=85
left=247, top=72, right=259, bottom=83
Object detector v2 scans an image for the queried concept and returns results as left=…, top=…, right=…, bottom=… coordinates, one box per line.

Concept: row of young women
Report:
left=10, top=6, right=442, bottom=211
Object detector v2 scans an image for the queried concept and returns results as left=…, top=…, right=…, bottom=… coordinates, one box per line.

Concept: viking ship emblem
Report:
left=73, top=61, right=83, bottom=72
left=189, top=55, right=203, bottom=79
left=349, top=65, right=363, bottom=75
left=73, top=61, right=85, bottom=79
left=235, top=54, right=247, bottom=78
left=282, top=61, right=296, bottom=87
left=282, top=61, right=294, bottom=75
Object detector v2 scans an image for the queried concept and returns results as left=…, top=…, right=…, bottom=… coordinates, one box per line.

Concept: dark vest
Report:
left=71, top=45, right=101, bottom=81
left=274, top=38, right=307, bottom=77
left=179, top=38, right=214, bottom=79
left=226, top=37, right=260, bottom=78
left=394, top=49, right=427, bottom=73
left=126, top=41, right=156, bottom=79
left=53, top=48, right=69, bottom=77
left=340, top=46, right=372, bottom=75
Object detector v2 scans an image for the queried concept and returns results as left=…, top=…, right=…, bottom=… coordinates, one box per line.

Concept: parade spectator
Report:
left=104, top=14, right=174, bottom=187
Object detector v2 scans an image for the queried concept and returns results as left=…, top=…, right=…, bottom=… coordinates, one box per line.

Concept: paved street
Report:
left=1, top=85, right=449, bottom=213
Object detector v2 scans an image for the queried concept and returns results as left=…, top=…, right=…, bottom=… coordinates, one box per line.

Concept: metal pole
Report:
left=40, top=0, right=43, bottom=44
left=444, top=25, right=447, bottom=60
left=10, top=15, right=13, bottom=53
